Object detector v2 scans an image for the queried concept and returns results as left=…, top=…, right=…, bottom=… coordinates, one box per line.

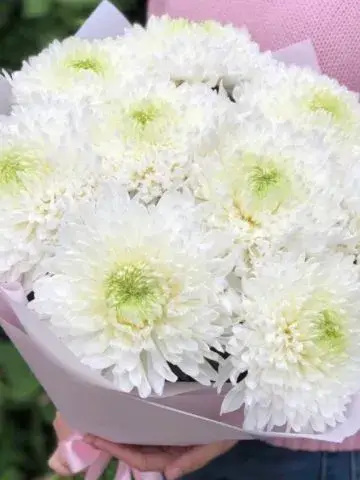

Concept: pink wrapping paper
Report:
left=0, top=284, right=251, bottom=445
left=1, top=282, right=360, bottom=445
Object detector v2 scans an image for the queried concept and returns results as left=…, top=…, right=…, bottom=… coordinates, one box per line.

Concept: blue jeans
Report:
left=182, top=441, right=360, bottom=480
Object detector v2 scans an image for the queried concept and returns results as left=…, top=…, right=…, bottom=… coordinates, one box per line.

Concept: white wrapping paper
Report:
left=0, top=74, right=12, bottom=115
left=274, top=38, right=321, bottom=72
left=76, top=0, right=131, bottom=39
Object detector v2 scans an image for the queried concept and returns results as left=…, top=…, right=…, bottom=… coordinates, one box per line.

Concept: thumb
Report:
left=165, top=441, right=236, bottom=480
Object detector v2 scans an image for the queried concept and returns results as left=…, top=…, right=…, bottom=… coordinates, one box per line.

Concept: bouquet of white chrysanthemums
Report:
left=1, top=0, right=360, bottom=455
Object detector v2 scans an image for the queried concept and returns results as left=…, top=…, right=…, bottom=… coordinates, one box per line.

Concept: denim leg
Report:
left=322, top=452, right=352, bottom=480
left=348, top=451, right=360, bottom=480
left=181, top=441, right=322, bottom=480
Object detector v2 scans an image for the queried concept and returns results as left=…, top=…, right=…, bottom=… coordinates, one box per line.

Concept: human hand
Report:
left=84, top=434, right=237, bottom=480
left=48, top=412, right=73, bottom=477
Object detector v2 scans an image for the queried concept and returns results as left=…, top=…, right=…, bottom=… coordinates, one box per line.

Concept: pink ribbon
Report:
left=60, top=433, right=163, bottom=480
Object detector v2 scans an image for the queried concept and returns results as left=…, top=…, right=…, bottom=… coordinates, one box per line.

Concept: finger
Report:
left=48, top=449, right=72, bottom=477
left=165, top=441, right=236, bottom=480
left=53, top=412, right=72, bottom=441
left=84, top=436, right=173, bottom=472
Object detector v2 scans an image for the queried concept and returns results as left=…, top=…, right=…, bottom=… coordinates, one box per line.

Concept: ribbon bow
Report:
left=60, top=433, right=163, bottom=480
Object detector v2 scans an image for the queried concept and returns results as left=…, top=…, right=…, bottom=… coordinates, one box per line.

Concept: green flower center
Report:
left=166, top=18, right=221, bottom=34
left=200, top=20, right=224, bottom=34
left=308, top=90, right=349, bottom=123
left=0, top=148, right=47, bottom=194
left=249, top=164, right=283, bottom=199
left=104, top=262, right=165, bottom=327
left=167, top=18, right=191, bottom=32
left=0, top=152, right=26, bottom=186
left=315, top=308, right=346, bottom=354
left=227, top=153, right=293, bottom=225
left=68, top=57, right=104, bottom=74
left=114, top=99, right=176, bottom=147
left=280, top=295, right=348, bottom=367
left=130, top=103, right=161, bottom=128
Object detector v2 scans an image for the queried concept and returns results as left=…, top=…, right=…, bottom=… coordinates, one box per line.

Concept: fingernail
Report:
left=166, top=468, right=182, bottom=480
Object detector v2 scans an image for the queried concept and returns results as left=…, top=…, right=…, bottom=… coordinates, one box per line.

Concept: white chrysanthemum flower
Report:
left=8, top=101, right=77, bottom=144
left=0, top=120, right=99, bottom=286
left=8, top=37, right=133, bottom=105
left=190, top=122, right=347, bottom=254
left=86, top=80, right=232, bottom=202
left=234, top=64, right=360, bottom=142
left=329, top=158, right=360, bottom=257
left=219, top=251, right=360, bottom=433
left=126, top=16, right=271, bottom=86
left=30, top=187, right=236, bottom=397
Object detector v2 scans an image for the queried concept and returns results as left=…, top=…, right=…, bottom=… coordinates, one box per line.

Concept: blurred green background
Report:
left=0, top=2, right=145, bottom=479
